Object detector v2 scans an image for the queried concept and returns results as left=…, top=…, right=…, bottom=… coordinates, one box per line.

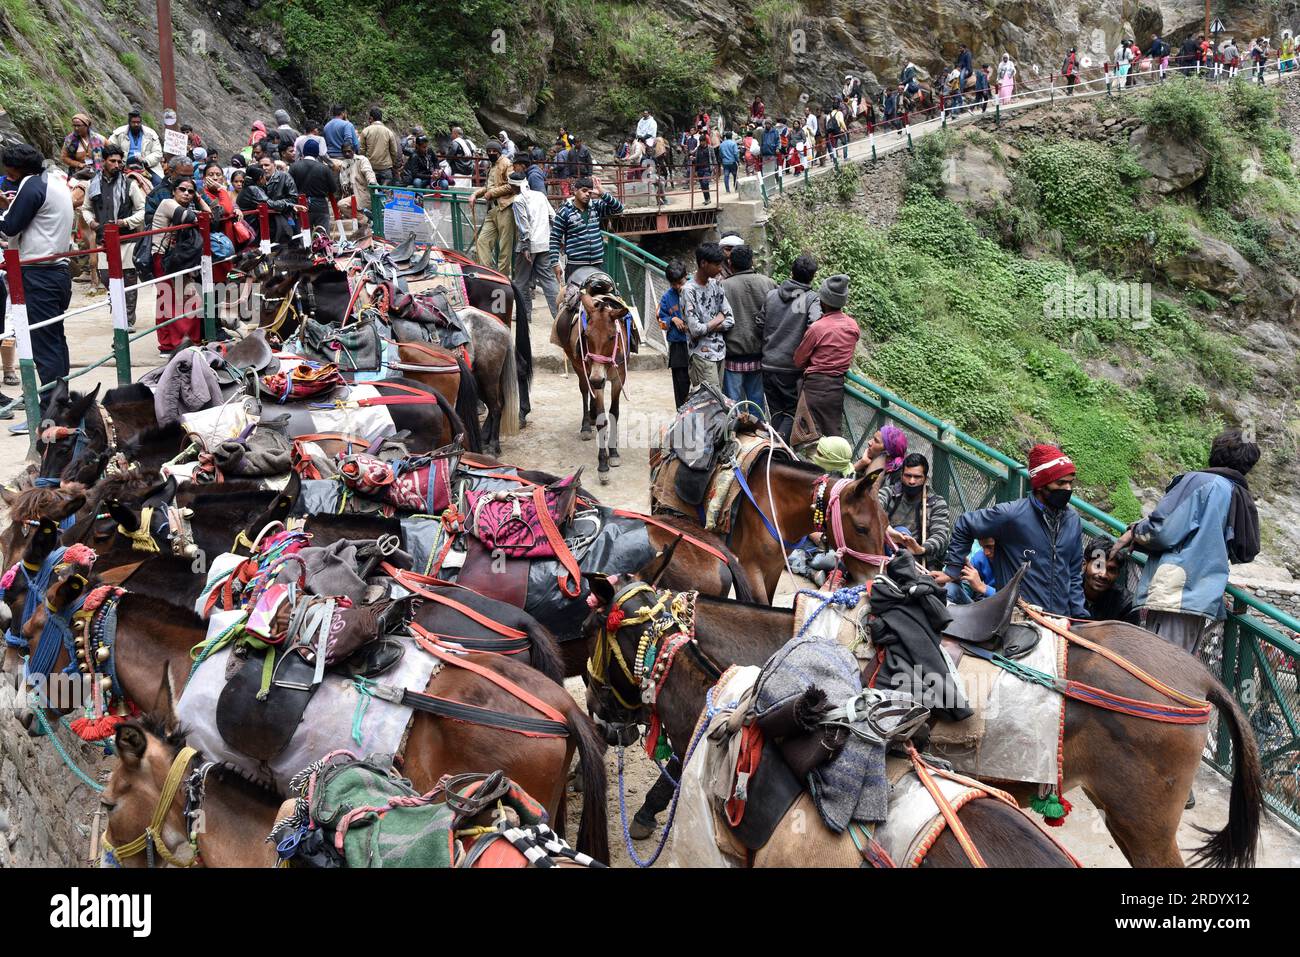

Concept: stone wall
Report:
left=0, top=678, right=106, bottom=868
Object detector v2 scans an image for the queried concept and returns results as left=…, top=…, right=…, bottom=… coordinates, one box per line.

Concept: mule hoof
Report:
left=609, top=452, right=622, bottom=467
left=580, top=431, right=593, bottom=441
left=598, top=472, right=610, bottom=485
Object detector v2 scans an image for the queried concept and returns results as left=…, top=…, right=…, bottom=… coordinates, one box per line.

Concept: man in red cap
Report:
left=932, top=443, right=1087, bottom=618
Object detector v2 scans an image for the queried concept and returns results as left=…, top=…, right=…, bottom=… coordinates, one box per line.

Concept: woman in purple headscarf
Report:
left=855, top=424, right=908, bottom=480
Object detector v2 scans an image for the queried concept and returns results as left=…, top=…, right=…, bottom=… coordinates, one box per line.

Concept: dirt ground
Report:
left=12, top=282, right=1300, bottom=869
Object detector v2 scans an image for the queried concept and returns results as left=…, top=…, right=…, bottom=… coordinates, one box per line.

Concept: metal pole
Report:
left=5, top=249, right=42, bottom=455
left=104, top=223, right=132, bottom=386
left=297, top=193, right=310, bottom=248
left=197, top=210, right=217, bottom=342
left=369, top=186, right=384, bottom=240
left=156, top=0, right=178, bottom=131
left=258, top=201, right=271, bottom=254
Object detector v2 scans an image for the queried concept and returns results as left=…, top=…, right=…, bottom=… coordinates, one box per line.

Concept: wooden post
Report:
left=257, top=202, right=271, bottom=254
left=197, top=210, right=217, bottom=342
left=103, top=223, right=133, bottom=386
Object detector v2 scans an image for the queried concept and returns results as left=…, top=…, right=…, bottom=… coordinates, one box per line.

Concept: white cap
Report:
left=718, top=235, right=745, bottom=248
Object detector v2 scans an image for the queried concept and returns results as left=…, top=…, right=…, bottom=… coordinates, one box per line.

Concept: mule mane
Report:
left=7, top=483, right=87, bottom=523
left=132, top=711, right=282, bottom=801
left=84, top=472, right=163, bottom=512
left=123, top=421, right=186, bottom=456
left=104, top=383, right=153, bottom=407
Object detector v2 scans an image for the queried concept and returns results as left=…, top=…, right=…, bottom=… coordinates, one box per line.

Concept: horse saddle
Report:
left=396, top=246, right=432, bottom=278
left=942, top=562, right=1039, bottom=660
left=209, top=329, right=280, bottom=386
left=215, top=596, right=411, bottom=762
left=666, top=385, right=734, bottom=506
left=301, top=317, right=384, bottom=372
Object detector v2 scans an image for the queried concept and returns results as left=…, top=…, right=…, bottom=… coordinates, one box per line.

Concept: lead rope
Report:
left=617, top=683, right=718, bottom=868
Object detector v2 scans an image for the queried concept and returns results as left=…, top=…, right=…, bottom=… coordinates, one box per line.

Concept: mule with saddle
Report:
left=638, top=391, right=1263, bottom=867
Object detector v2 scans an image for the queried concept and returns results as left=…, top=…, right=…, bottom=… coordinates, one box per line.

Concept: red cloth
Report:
left=153, top=254, right=202, bottom=352
left=1027, top=443, right=1075, bottom=489
left=794, top=310, right=860, bottom=376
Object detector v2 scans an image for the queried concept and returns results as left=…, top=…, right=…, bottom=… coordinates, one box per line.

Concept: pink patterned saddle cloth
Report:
left=463, top=474, right=580, bottom=560
left=338, top=453, right=454, bottom=514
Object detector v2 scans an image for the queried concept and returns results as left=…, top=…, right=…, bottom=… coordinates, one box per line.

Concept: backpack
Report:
left=826, top=112, right=842, bottom=134
left=161, top=206, right=203, bottom=275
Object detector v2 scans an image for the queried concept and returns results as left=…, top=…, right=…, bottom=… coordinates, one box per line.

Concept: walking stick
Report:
left=920, top=484, right=929, bottom=572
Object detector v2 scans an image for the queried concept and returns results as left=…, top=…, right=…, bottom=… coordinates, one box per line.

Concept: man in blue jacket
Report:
left=760, top=121, right=780, bottom=176
left=1112, top=428, right=1260, bottom=655
left=933, top=443, right=1087, bottom=618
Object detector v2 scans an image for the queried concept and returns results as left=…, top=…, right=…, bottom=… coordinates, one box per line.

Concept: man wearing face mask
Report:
left=877, top=452, right=951, bottom=568
left=932, top=443, right=1087, bottom=618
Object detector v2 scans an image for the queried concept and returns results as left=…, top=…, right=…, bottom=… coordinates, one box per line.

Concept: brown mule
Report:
left=102, top=708, right=595, bottom=868
left=554, top=293, right=628, bottom=486
left=22, top=563, right=610, bottom=862
left=583, top=571, right=1262, bottom=868
left=583, top=572, right=1076, bottom=867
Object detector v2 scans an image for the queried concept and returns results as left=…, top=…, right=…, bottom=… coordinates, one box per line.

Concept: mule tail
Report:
left=498, top=336, right=520, bottom=437
left=429, top=385, right=469, bottom=450
left=524, top=622, right=565, bottom=684
left=725, top=550, right=758, bottom=603
left=570, top=710, right=610, bottom=864
left=453, top=354, right=484, bottom=453
left=1188, top=682, right=1262, bottom=868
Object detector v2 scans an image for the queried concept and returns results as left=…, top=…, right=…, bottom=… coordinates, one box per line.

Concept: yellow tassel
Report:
left=120, top=505, right=160, bottom=554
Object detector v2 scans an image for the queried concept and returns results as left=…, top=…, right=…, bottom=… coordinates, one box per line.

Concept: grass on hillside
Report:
left=765, top=87, right=1296, bottom=517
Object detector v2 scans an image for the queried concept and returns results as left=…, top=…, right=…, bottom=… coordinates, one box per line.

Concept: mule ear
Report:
left=150, top=665, right=176, bottom=727
left=108, top=501, right=140, bottom=533
left=143, top=475, right=179, bottom=509
left=644, top=535, right=683, bottom=588
left=46, top=378, right=69, bottom=409
left=116, top=723, right=147, bottom=768
left=586, top=573, right=616, bottom=608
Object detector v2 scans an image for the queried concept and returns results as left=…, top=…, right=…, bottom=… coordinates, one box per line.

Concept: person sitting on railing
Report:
left=401, top=134, right=438, bottom=189
left=879, top=452, right=952, bottom=570
left=289, top=139, right=341, bottom=235
left=448, top=126, right=477, bottom=178
left=1061, top=46, right=1080, bottom=95
left=1148, top=33, right=1171, bottom=81
left=470, top=139, right=516, bottom=276
left=0, top=142, right=74, bottom=396
left=1111, top=427, right=1261, bottom=656
left=82, top=144, right=146, bottom=328
left=933, top=444, right=1087, bottom=620
left=1081, top=533, right=1139, bottom=625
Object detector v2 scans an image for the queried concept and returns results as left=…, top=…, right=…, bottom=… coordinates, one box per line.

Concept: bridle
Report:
left=39, top=402, right=130, bottom=482
left=586, top=579, right=722, bottom=746
left=811, top=474, right=893, bottom=575
left=102, top=745, right=213, bottom=868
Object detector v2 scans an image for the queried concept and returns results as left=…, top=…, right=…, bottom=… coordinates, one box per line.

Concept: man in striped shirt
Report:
left=549, top=176, right=624, bottom=286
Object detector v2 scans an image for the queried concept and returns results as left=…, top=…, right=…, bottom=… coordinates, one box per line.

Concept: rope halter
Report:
left=586, top=581, right=700, bottom=717
left=102, top=745, right=203, bottom=868
left=815, top=475, right=892, bottom=573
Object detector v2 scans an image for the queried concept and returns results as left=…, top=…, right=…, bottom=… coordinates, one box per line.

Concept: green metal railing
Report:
left=368, top=188, right=1300, bottom=827
left=843, top=370, right=1300, bottom=829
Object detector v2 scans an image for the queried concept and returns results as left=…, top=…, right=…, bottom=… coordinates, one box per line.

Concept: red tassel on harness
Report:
left=606, top=608, right=625, bottom=633
left=70, top=712, right=130, bottom=742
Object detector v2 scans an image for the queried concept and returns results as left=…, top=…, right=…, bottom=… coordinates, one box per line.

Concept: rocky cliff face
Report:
left=0, top=0, right=305, bottom=156
left=5, top=0, right=1297, bottom=157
